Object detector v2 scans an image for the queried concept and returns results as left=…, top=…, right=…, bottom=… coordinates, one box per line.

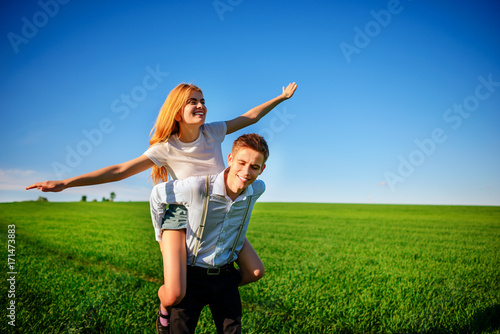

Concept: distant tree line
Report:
left=80, top=192, right=116, bottom=202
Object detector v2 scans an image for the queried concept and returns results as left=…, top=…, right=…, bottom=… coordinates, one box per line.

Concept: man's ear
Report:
left=259, top=164, right=266, bottom=175
left=227, top=152, right=233, bottom=165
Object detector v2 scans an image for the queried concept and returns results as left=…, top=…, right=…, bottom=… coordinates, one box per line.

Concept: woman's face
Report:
left=176, top=90, right=207, bottom=127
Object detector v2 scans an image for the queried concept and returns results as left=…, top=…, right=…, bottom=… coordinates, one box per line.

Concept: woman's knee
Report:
left=158, top=285, right=186, bottom=307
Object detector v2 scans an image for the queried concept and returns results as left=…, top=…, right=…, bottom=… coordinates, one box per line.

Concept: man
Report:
left=150, top=133, right=269, bottom=334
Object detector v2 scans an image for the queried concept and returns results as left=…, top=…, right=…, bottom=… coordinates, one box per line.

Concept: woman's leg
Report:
left=235, top=237, right=265, bottom=286
left=158, top=229, right=187, bottom=308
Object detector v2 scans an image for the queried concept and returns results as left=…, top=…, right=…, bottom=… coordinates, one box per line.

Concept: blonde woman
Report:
left=27, top=82, right=297, bottom=331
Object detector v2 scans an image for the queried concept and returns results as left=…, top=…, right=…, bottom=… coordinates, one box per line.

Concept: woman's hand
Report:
left=282, top=82, right=298, bottom=99
left=26, top=180, right=66, bottom=192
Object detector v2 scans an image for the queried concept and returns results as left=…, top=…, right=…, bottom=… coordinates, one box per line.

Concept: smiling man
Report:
left=150, top=133, right=269, bottom=334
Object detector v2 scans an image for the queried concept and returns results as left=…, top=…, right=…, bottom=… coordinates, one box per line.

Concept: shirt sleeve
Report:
left=251, top=180, right=266, bottom=200
left=144, top=143, right=168, bottom=168
left=204, top=121, right=227, bottom=141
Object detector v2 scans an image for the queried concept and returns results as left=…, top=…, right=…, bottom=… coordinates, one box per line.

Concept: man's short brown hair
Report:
left=232, top=134, right=269, bottom=163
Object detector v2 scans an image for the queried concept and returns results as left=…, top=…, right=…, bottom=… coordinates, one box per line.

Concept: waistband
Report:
left=187, top=262, right=235, bottom=276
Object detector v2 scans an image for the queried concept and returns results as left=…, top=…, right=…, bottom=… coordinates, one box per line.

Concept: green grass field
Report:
left=1, top=202, right=499, bottom=333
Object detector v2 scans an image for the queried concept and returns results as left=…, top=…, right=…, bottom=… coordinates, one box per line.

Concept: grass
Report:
left=1, top=201, right=499, bottom=333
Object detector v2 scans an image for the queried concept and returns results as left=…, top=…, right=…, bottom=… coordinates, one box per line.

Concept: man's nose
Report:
left=242, top=165, right=250, bottom=175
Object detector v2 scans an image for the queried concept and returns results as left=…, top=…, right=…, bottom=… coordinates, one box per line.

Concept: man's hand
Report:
left=282, top=82, right=298, bottom=99
left=26, top=181, right=66, bottom=192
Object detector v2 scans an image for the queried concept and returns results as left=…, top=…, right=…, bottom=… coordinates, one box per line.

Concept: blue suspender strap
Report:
left=191, top=175, right=210, bottom=266
left=228, top=195, right=252, bottom=263
left=191, top=178, right=252, bottom=267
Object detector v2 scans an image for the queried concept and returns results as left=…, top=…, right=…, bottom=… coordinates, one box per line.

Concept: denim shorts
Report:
left=161, top=204, right=188, bottom=230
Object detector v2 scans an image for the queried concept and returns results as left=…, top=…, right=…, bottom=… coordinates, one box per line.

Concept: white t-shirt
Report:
left=144, top=121, right=227, bottom=181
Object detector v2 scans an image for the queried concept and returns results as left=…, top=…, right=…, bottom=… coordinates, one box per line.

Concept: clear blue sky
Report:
left=1, top=0, right=499, bottom=205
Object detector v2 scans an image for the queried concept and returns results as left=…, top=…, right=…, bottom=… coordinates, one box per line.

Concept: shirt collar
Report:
left=213, top=168, right=254, bottom=202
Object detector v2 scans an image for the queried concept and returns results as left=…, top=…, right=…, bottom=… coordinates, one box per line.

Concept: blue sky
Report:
left=1, top=0, right=499, bottom=205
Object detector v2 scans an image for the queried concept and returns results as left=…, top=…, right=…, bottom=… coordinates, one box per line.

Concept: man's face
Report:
left=226, top=147, right=266, bottom=198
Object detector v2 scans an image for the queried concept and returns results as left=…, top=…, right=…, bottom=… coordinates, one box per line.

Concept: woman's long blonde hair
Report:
left=149, top=83, right=203, bottom=184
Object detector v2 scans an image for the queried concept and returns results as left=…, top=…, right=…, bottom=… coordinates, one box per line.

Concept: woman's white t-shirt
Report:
left=144, top=121, right=227, bottom=181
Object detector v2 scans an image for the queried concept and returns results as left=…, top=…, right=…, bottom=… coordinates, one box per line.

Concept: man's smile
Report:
left=237, top=175, right=249, bottom=182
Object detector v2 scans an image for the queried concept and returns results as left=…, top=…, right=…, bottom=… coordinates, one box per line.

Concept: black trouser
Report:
left=170, top=263, right=243, bottom=334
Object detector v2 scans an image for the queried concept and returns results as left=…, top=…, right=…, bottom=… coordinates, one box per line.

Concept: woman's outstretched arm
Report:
left=225, top=82, right=297, bottom=134
left=26, top=155, right=154, bottom=192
